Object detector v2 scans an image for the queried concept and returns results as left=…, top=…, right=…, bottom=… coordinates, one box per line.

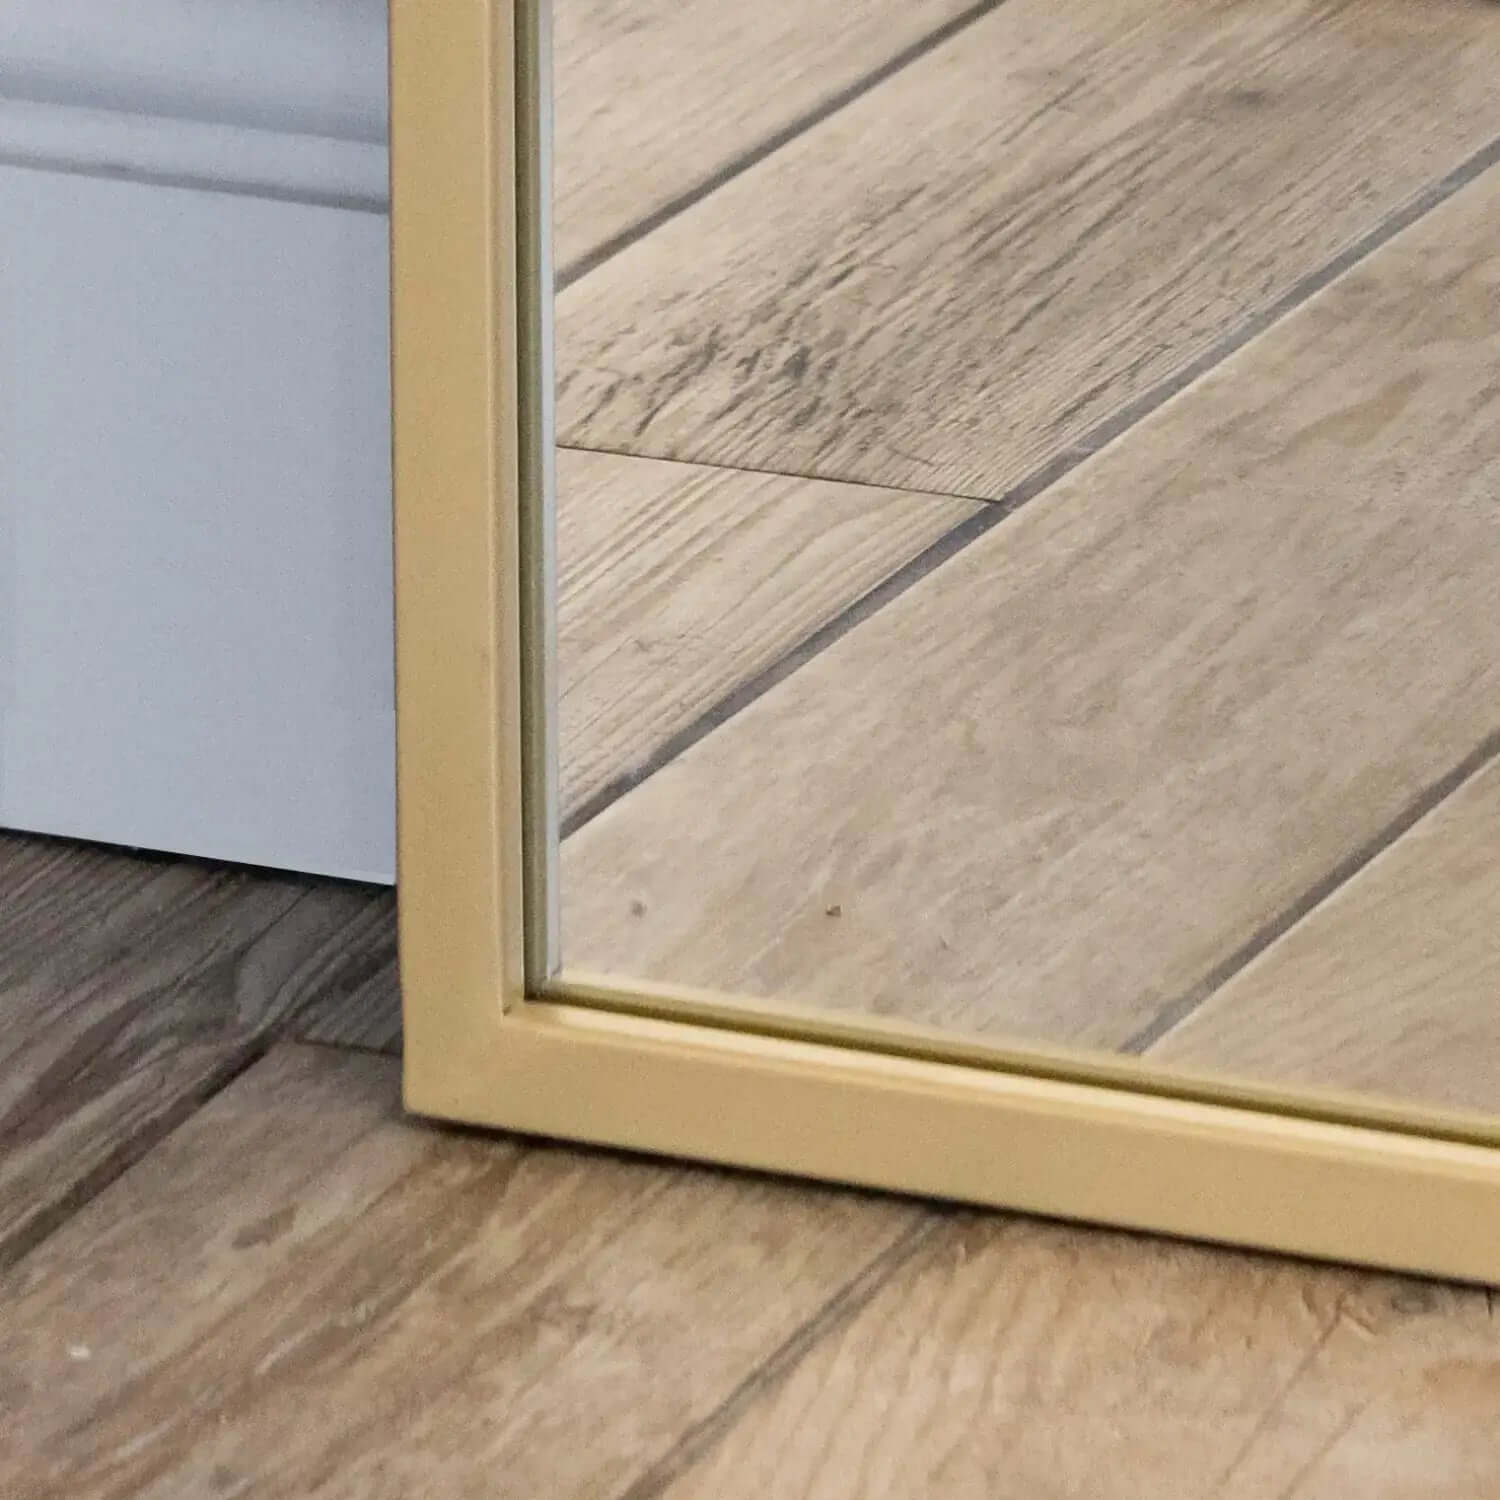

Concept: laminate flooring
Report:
left=561, top=158, right=1500, bottom=1069
left=7, top=1043, right=1500, bottom=1499
left=8, top=1, right=1500, bottom=1492
left=556, top=0, right=1500, bottom=496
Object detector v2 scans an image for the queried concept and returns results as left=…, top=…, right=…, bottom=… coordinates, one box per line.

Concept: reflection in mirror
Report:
left=546, top=0, right=1500, bottom=1119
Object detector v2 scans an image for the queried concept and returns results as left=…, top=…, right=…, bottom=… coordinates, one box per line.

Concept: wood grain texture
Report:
left=551, top=0, right=979, bottom=272
left=556, top=448, right=976, bottom=819
left=0, top=834, right=391, bottom=1268
left=0, top=837, right=166, bottom=983
left=557, top=0, right=1500, bottom=493
left=292, top=912, right=400, bottom=1052
left=1150, top=757, right=1500, bottom=1115
left=560, top=167, right=1500, bottom=1050
left=0, top=1043, right=925, bottom=1499
left=656, top=1214, right=1500, bottom=1500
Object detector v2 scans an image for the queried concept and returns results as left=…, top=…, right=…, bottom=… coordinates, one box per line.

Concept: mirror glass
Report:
left=545, top=0, right=1500, bottom=1120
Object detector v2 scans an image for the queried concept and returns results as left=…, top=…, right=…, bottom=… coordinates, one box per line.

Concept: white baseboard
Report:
left=0, top=97, right=388, bottom=207
left=0, top=0, right=386, bottom=140
left=1, top=0, right=387, bottom=204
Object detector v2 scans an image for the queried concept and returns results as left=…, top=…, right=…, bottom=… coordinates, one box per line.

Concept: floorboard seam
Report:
left=0, top=1035, right=274, bottom=1273
left=556, top=441, right=1004, bottom=508
left=293, top=1033, right=402, bottom=1060
left=614, top=1211, right=952, bottom=1500
left=2, top=884, right=358, bottom=1270
left=1123, top=723, right=1500, bottom=1055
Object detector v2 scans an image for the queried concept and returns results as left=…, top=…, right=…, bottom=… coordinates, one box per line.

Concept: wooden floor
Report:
left=8, top=1, right=1500, bottom=1492
left=558, top=0, right=1500, bottom=1116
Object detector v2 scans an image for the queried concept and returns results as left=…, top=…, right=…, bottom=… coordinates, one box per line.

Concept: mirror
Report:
left=541, top=0, right=1500, bottom=1125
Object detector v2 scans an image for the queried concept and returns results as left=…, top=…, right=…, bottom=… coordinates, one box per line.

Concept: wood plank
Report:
left=1149, top=758, right=1500, bottom=1116
left=552, top=0, right=979, bottom=272
left=557, top=0, right=1500, bottom=493
left=0, top=834, right=391, bottom=1268
left=560, top=166, right=1500, bottom=1051
left=556, top=448, right=976, bottom=818
left=0, top=1043, right=925, bottom=1498
left=651, top=1214, right=1500, bottom=1500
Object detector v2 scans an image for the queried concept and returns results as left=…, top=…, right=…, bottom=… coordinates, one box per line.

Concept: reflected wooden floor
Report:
left=7, top=0, right=1500, bottom=1492
left=559, top=0, right=1500, bottom=1117
left=562, top=163, right=1500, bottom=1107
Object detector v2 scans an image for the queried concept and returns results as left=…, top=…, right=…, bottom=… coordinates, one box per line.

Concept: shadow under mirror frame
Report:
left=390, top=0, right=1500, bottom=1285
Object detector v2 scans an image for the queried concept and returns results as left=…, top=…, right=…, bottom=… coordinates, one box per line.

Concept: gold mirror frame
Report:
left=390, top=0, right=1500, bottom=1284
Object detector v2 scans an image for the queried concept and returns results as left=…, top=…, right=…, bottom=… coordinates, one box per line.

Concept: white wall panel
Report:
left=0, top=164, right=395, bottom=881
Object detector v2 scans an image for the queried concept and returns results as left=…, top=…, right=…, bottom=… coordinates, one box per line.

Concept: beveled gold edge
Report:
left=542, top=969, right=1500, bottom=1151
left=409, top=994, right=1500, bottom=1287
left=515, top=0, right=560, bottom=983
